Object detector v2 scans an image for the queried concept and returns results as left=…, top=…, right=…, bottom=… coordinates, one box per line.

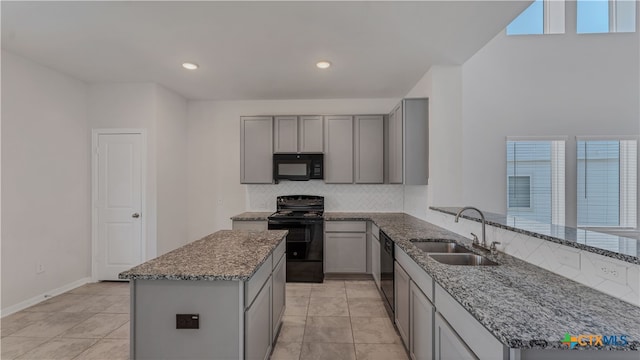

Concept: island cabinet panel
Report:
left=371, top=228, right=381, bottom=288
left=245, top=276, right=273, bottom=360
left=272, top=253, right=286, bottom=343
left=245, top=254, right=273, bottom=307
left=435, top=313, right=477, bottom=360
left=133, top=280, right=242, bottom=360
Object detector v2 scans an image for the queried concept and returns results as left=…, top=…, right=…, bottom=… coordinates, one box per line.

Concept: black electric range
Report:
left=268, top=195, right=324, bottom=283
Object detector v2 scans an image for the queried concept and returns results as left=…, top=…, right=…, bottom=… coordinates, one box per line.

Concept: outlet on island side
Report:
left=176, top=314, right=200, bottom=329
left=36, top=263, right=45, bottom=274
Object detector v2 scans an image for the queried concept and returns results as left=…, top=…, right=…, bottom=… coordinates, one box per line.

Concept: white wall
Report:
left=156, top=86, right=188, bottom=254
left=187, top=99, right=398, bottom=240
left=402, top=66, right=463, bottom=221
left=88, top=83, right=189, bottom=257
left=461, top=2, right=639, bottom=226
left=1, top=50, right=90, bottom=312
left=88, top=83, right=159, bottom=259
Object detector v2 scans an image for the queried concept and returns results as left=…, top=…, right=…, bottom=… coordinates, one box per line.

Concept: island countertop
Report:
left=118, top=230, right=287, bottom=281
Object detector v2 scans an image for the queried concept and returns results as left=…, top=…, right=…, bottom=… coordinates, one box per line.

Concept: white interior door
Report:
left=96, top=133, right=143, bottom=280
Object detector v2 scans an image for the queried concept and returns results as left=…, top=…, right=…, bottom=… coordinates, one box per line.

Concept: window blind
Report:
left=506, top=140, right=565, bottom=225
left=577, top=139, right=637, bottom=228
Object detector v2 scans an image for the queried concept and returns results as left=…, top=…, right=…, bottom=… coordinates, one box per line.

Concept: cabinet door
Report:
left=325, top=232, right=366, bottom=273
left=434, top=313, right=477, bottom=360
left=274, top=116, right=298, bottom=153
left=410, top=281, right=434, bottom=360
left=232, top=221, right=268, bottom=231
left=355, top=115, right=384, bottom=183
left=300, top=115, right=324, bottom=153
left=389, top=103, right=403, bottom=184
left=324, top=116, right=354, bottom=183
left=395, top=261, right=410, bottom=348
left=245, top=277, right=272, bottom=360
left=272, top=255, right=286, bottom=343
left=371, top=235, right=381, bottom=288
left=241, top=116, right=273, bottom=184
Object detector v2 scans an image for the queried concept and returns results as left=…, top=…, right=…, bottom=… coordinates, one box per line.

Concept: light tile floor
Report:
left=1, top=279, right=408, bottom=360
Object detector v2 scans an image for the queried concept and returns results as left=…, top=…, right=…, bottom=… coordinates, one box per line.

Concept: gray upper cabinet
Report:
left=355, top=115, right=384, bottom=184
left=299, top=115, right=324, bottom=153
left=388, top=98, right=429, bottom=185
left=389, top=103, right=403, bottom=184
left=324, top=115, right=354, bottom=183
left=274, top=115, right=324, bottom=153
left=241, top=116, right=273, bottom=184
left=274, top=116, right=298, bottom=153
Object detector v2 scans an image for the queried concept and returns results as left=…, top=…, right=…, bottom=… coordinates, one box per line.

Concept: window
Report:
left=577, top=138, right=637, bottom=228
left=508, top=176, right=532, bottom=208
left=577, top=0, right=636, bottom=33
left=506, top=139, right=566, bottom=224
left=507, top=0, right=565, bottom=35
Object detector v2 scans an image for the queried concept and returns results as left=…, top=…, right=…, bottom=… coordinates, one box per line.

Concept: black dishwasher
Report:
left=380, top=231, right=394, bottom=317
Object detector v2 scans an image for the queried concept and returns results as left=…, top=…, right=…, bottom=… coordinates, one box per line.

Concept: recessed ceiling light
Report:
left=182, top=62, right=199, bottom=70
left=316, top=61, right=331, bottom=69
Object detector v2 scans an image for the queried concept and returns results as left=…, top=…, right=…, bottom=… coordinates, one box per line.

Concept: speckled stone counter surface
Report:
left=431, top=206, right=640, bottom=265
left=119, top=230, right=287, bottom=281
left=326, top=212, right=640, bottom=351
left=230, top=212, right=271, bottom=221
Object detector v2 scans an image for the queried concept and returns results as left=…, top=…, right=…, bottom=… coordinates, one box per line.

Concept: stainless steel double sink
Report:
left=410, top=239, right=499, bottom=266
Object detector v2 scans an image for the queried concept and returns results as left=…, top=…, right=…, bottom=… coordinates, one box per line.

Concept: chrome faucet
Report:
left=455, top=206, right=500, bottom=253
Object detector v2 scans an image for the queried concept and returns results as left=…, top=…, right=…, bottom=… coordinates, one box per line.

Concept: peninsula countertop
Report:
left=118, top=230, right=287, bottom=281
left=323, top=212, right=640, bottom=351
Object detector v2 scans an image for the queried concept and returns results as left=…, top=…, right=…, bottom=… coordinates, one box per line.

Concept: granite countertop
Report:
left=118, top=230, right=287, bottom=281
left=431, top=206, right=640, bottom=265
left=325, top=212, right=640, bottom=351
left=230, top=212, right=271, bottom=221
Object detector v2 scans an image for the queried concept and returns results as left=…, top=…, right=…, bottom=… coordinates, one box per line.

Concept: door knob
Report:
left=132, top=213, right=140, bottom=218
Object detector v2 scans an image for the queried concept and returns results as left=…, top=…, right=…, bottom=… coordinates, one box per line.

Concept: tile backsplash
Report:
left=246, top=181, right=404, bottom=212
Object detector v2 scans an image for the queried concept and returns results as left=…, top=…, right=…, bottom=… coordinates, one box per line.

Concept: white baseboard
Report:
left=1, top=277, right=92, bottom=318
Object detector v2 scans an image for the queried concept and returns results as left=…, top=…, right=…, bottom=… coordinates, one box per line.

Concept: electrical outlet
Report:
left=36, top=263, right=45, bottom=274
left=595, top=259, right=627, bottom=285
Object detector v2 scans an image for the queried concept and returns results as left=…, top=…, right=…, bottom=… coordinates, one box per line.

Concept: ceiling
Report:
left=1, top=1, right=529, bottom=100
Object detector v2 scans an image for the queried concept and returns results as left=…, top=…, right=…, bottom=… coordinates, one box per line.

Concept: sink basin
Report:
left=410, top=240, right=472, bottom=254
left=428, top=254, right=499, bottom=266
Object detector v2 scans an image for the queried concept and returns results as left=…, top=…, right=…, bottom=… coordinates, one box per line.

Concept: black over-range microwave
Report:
left=273, top=153, right=323, bottom=183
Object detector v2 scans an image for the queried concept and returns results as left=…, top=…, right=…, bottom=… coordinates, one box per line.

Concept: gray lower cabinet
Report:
left=410, top=280, right=434, bottom=360
left=371, top=231, right=380, bottom=288
left=245, top=276, right=273, bottom=360
left=241, top=116, right=273, bottom=184
left=232, top=220, right=268, bottom=231
left=355, top=115, right=384, bottom=183
left=325, top=232, right=367, bottom=273
left=395, top=261, right=410, bottom=348
left=271, top=254, right=286, bottom=343
left=324, top=115, right=354, bottom=183
left=434, top=313, right=477, bottom=360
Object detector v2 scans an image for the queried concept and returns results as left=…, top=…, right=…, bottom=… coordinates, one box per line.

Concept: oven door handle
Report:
left=268, top=220, right=323, bottom=225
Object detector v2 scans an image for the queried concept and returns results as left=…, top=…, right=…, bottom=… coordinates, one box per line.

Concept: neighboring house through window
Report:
left=506, top=138, right=566, bottom=225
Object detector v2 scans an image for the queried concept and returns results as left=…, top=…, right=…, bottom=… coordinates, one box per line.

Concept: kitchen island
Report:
left=119, top=230, right=287, bottom=360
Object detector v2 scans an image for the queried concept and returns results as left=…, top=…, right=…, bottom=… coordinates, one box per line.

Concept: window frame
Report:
left=506, top=0, right=565, bottom=36
left=576, top=135, right=638, bottom=230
